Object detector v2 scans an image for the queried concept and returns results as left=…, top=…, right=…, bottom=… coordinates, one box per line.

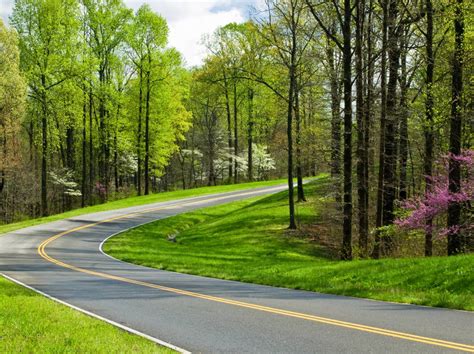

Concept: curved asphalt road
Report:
left=0, top=184, right=473, bottom=353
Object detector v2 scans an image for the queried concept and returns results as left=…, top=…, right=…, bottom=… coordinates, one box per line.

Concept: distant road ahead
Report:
left=0, top=184, right=473, bottom=353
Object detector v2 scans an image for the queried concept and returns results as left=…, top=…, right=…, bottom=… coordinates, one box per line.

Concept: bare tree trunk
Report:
left=41, top=75, right=48, bottom=217
left=294, top=75, right=306, bottom=202
left=114, top=102, right=121, bottom=192
left=326, top=28, right=342, bottom=204
left=137, top=66, right=143, bottom=196
left=233, top=80, right=239, bottom=184
left=447, top=0, right=464, bottom=255
left=98, top=67, right=109, bottom=201
left=223, top=71, right=233, bottom=181
left=247, top=87, right=254, bottom=181
left=424, top=0, right=434, bottom=256
left=381, top=0, right=400, bottom=255
left=341, top=0, right=353, bottom=260
left=81, top=87, right=87, bottom=208
left=65, top=125, right=75, bottom=210
left=398, top=31, right=408, bottom=203
left=287, top=66, right=296, bottom=229
left=144, top=59, right=151, bottom=195
left=114, top=131, right=119, bottom=191
left=287, top=7, right=297, bottom=230
left=364, top=0, right=374, bottom=256
left=208, top=111, right=217, bottom=186
left=356, top=0, right=368, bottom=256
left=373, top=0, right=388, bottom=259
left=89, top=84, right=94, bottom=205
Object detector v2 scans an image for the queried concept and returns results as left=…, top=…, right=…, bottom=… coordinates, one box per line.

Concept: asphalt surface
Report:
left=0, top=184, right=473, bottom=353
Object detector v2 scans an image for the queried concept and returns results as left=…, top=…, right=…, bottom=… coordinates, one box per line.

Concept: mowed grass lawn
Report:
left=0, top=179, right=287, bottom=235
left=105, top=178, right=474, bottom=311
left=0, top=276, right=173, bottom=353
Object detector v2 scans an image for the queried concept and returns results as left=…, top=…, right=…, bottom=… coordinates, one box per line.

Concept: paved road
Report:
left=0, top=184, right=473, bottom=353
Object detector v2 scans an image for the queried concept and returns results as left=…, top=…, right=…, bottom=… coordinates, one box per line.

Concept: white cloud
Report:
left=0, top=0, right=13, bottom=24
left=1, top=0, right=256, bottom=67
left=125, top=1, right=247, bottom=67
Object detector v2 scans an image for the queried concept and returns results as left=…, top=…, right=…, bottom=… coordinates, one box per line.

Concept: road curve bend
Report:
left=0, top=184, right=473, bottom=353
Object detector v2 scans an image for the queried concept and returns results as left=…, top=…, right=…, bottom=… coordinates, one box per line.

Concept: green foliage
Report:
left=5, top=0, right=192, bottom=218
left=0, top=18, right=26, bottom=158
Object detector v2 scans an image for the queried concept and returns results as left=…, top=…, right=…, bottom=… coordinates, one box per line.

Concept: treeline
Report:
left=169, top=0, right=472, bottom=258
left=1, top=0, right=472, bottom=258
left=1, top=0, right=191, bottom=221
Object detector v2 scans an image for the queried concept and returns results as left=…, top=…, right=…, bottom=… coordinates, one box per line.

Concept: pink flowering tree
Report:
left=395, top=150, right=474, bottom=239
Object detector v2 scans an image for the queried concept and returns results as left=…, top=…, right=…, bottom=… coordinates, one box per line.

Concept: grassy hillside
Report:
left=105, top=179, right=473, bottom=311
left=0, top=276, right=173, bottom=353
left=0, top=179, right=287, bottom=235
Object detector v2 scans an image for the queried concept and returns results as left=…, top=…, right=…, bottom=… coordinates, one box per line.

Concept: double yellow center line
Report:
left=37, top=189, right=474, bottom=352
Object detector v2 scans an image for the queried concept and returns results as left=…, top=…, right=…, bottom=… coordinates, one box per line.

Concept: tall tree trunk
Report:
left=364, top=0, right=374, bottom=255
left=356, top=0, right=368, bottom=256
left=447, top=0, right=464, bottom=255
left=41, top=75, right=48, bottom=217
left=65, top=125, right=75, bottom=210
left=247, top=87, right=254, bottom=181
left=295, top=79, right=306, bottom=202
left=208, top=111, right=217, bottom=186
left=190, top=129, right=196, bottom=188
left=398, top=26, right=408, bottom=202
left=373, top=0, right=388, bottom=259
left=287, top=20, right=297, bottom=230
left=89, top=84, right=94, bottom=205
left=327, top=28, right=341, bottom=204
left=66, top=127, right=75, bottom=172
left=381, top=0, right=400, bottom=255
left=233, top=80, right=239, bottom=184
left=287, top=68, right=296, bottom=229
left=223, top=71, right=233, bottom=180
left=82, top=87, right=87, bottom=208
left=114, top=105, right=120, bottom=192
left=137, top=66, right=143, bottom=196
left=145, top=60, right=151, bottom=195
left=98, top=67, right=108, bottom=201
left=424, top=0, right=434, bottom=256
left=341, top=0, right=353, bottom=260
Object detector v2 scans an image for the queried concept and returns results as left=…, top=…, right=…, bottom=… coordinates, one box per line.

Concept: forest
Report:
left=0, top=0, right=472, bottom=259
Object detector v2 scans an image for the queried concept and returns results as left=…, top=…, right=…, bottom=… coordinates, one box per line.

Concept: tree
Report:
left=307, top=0, right=353, bottom=259
left=355, top=0, right=369, bottom=256
left=373, top=0, right=389, bottom=259
left=447, top=0, right=465, bottom=255
left=12, top=0, right=79, bottom=216
left=0, top=19, right=26, bottom=221
left=262, top=0, right=315, bottom=229
left=83, top=0, right=131, bottom=201
left=424, top=0, right=435, bottom=256
left=396, top=150, right=473, bottom=242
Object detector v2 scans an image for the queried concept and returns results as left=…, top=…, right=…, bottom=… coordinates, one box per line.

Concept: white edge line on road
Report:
left=0, top=272, right=191, bottom=354
left=99, top=184, right=288, bottom=266
left=99, top=216, right=172, bottom=263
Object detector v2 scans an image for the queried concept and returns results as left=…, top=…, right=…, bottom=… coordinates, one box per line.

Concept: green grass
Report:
left=104, top=178, right=474, bottom=311
left=0, top=276, right=173, bottom=353
left=0, top=179, right=287, bottom=235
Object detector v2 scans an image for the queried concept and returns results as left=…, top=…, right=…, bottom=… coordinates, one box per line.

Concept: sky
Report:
left=0, top=0, right=261, bottom=67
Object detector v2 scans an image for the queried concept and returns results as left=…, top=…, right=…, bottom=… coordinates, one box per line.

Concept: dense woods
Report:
left=0, top=0, right=472, bottom=258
